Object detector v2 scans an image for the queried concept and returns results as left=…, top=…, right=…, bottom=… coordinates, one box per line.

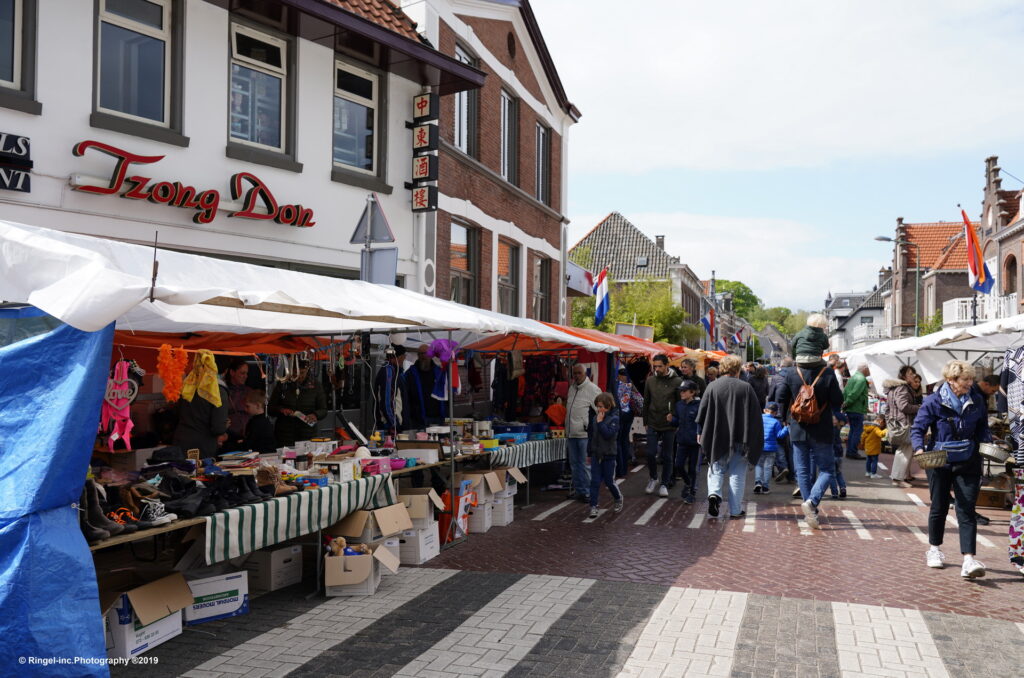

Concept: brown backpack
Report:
left=789, top=366, right=827, bottom=425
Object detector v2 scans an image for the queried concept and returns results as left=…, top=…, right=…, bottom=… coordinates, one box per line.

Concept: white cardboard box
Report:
left=243, top=545, right=303, bottom=592
left=468, top=502, right=492, bottom=533
left=492, top=497, right=515, bottom=526
left=100, top=572, right=193, bottom=659
left=399, top=487, right=445, bottom=529
left=398, top=525, right=440, bottom=565
left=184, top=571, right=250, bottom=625
left=328, top=503, right=413, bottom=543
left=323, top=545, right=399, bottom=597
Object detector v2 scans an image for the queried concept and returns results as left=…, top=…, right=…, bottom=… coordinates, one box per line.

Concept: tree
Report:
left=570, top=276, right=690, bottom=345
left=782, top=310, right=810, bottom=336
left=716, top=280, right=761, bottom=319
left=918, top=309, right=943, bottom=336
left=749, top=306, right=791, bottom=330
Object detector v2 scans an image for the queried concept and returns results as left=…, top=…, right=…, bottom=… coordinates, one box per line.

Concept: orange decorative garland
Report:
left=157, top=344, right=189, bottom=402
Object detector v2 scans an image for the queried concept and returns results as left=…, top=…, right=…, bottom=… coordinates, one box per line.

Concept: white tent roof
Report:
left=841, top=314, right=1024, bottom=383
left=0, top=220, right=613, bottom=352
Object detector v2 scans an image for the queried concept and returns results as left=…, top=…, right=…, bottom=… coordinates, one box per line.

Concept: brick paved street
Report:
left=114, top=453, right=1024, bottom=677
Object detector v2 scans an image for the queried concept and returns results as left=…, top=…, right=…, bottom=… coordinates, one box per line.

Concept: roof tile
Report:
left=322, top=0, right=421, bottom=41
left=570, top=212, right=679, bottom=281
left=901, top=221, right=975, bottom=269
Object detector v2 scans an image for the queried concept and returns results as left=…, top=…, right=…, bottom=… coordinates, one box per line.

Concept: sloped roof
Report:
left=570, top=212, right=679, bottom=281
left=837, top=276, right=891, bottom=329
left=902, top=221, right=976, bottom=268
left=930, top=237, right=967, bottom=270
left=324, top=0, right=421, bottom=41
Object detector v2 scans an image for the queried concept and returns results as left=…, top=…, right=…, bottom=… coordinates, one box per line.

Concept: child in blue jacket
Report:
left=755, top=402, right=788, bottom=494
left=671, top=381, right=702, bottom=504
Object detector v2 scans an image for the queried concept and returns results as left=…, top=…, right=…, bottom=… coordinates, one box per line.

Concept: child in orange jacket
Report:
left=860, top=414, right=887, bottom=478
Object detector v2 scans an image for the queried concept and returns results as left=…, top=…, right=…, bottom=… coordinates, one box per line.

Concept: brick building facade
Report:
left=403, top=0, right=579, bottom=322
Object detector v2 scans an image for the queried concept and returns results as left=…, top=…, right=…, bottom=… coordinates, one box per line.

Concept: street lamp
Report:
left=875, top=235, right=921, bottom=337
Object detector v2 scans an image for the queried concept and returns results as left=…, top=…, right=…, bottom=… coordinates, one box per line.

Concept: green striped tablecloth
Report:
left=204, top=473, right=396, bottom=565
left=489, top=438, right=566, bottom=468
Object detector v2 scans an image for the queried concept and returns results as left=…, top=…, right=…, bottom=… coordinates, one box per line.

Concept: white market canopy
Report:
left=841, top=314, right=1024, bottom=384
left=0, top=220, right=612, bottom=352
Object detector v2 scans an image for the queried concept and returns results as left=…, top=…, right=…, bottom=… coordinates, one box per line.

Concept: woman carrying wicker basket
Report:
left=911, top=360, right=992, bottom=579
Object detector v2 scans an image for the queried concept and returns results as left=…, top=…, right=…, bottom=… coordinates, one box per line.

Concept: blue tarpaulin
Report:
left=0, top=306, right=114, bottom=675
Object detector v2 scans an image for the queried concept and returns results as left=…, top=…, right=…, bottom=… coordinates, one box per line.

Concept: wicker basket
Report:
left=914, top=449, right=948, bottom=469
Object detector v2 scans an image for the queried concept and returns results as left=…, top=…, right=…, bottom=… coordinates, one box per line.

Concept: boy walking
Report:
left=861, top=415, right=887, bottom=478
left=587, top=392, right=624, bottom=518
left=755, top=402, right=788, bottom=494
left=671, top=381, right=702, bottom=503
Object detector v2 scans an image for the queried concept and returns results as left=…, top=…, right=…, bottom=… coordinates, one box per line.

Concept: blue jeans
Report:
left=707, top=445, right=749, bottom=516
left=830, top=455, right=847, bottom=494
left=567, top=437, right=591, bottom=499
left=793, top=439, right=835, bottom=506
left=646, top=428, right=676, bottom=487
left=845, top=413, right=865, bottom=457
left=754, top=452, right=776, bottom=488
left=676, top=442, right=700, bottom=494
left=589, top=456, right=622, bottom=508
left=616, top=411, right=635, bottom=476
left=866, top=455, right=879, bottom=474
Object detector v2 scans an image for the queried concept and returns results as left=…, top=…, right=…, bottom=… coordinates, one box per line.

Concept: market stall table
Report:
left=88, top=517, right=205, bottom=551
left=490, top=438, right=567, bottom=506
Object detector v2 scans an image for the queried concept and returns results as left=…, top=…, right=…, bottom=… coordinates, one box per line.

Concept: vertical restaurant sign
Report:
left=410, top=93, right=438, bottom=212
left=71, top=140, right=316, bottom=227
left=0, top=132, right=32, bottom=193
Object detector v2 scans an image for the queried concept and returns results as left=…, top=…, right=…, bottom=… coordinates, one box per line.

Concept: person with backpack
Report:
left=776, top=358, right=844, bottom=529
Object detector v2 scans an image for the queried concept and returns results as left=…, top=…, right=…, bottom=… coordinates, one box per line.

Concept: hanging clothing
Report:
left=101, top=360, right=136, bottom=451
left=1003, top=346, right=1024, bottom=464
left=404, top=362, right=445, bottom=429
left=181, top=350, right=222, bottom=407
left=374, top=362, right=404, bottom=432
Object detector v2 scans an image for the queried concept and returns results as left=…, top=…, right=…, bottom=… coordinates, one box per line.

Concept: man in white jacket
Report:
left=567, top=363, right=601, bottom=502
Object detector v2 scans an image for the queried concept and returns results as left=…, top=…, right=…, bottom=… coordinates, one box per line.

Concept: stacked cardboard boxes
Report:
left=323, top=502, right=412, bottom=595
left=396, top=488, right=444, bottom=564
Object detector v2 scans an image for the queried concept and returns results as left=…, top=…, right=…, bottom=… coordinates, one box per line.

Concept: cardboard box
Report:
left=394, top=441, right=442, bottom=464
left=100, top=572, right=193, bottom=659
left=399, top=487, right=445, bottom=529
left=398, top=524, right=441, bottom=565
left=468, top=501, right=492, bottom=533
left=243, top=545, right=303, bottom=592
left=364, top=537, right=401, bottom=576
left=329, top=503, right=412, bottom=543
left=492, top=497, right=515, bottom=527
left=313, top=458, right=357, bottom=483
left=460, top=472, right=500, bottom=503
left=184, top=571, right=249, bottom=625
left=492, top=467, right=527, bottom=498
left=323, top=545, right=400, bottom=596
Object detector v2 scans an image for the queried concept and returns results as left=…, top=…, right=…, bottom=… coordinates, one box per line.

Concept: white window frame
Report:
left=1, top=0, right=22, bottom=89
left=96, top=0, right=172, bottom=126
left=453, top=44, right=474, bottom=153
left=499, top=89, right=516, bottom=182
left=229, top=22, right=287, bottom=152
left=535, top=123, right=550, bottom=204
left=332, top=59, right=378, bottom=175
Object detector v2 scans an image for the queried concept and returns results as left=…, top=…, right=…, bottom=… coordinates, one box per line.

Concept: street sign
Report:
left=349, top=193, right=396, bottom=244
left=360, top=247, right=398, bottom=285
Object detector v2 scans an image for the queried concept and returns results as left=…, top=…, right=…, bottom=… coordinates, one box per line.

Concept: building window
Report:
left=97, top=0, right=171, bottom=125
left=229, top=23, right=286, bottom=151
left=860, top=316, right=873, bottom=325
left=333, top=60, right=377, bottom=173
left=450, top=222, right=478, bottom=306
left=453, top=44, right=478, bottom=157
left=499, top=90, right=518, bottom=183
left=498, top=240, right=520, bottom=316
left=535, top=124, right=551, bottom=205
left=531, top=255, right=550, bottom=321
left=0, top=0, right=21, bottom=89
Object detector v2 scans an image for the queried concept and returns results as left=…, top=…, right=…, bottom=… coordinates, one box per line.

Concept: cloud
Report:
left=569, top=211, right=881, bottom=310
left=534, top=1, right=1024, bottom=173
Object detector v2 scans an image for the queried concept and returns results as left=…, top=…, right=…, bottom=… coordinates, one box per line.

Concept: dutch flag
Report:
left=700, top=309, right=715, bottom=338
left=716, top=339, right=728, bottom=351
left=732, top=329, right=743, bottom=345
left=962, top=209, right=994, bottom=294
left=593, top=268, right=610, bottom=325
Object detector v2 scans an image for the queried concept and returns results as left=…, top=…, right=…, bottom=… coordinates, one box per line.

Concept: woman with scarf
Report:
left=912, top=360, right=991, bottom=579
left=173, top=350, right=230, bottom=458
left=269, top=358, right=328, bottom=446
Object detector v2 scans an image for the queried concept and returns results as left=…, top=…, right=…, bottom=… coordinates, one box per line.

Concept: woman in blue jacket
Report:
left=911, top=360, right=991, bottom=579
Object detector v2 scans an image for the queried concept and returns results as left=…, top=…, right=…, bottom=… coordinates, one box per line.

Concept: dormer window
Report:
left=636, top=256, right=648, bottom=268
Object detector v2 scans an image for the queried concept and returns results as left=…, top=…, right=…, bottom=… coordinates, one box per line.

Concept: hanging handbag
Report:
left=886, top=422, right=910, bottom=447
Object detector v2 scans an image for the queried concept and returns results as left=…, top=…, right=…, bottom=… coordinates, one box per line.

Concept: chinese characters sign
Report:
left=412, top=93, right=438, bottom=123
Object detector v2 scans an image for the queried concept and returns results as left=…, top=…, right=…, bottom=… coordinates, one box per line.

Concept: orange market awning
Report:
left=113, top=331, right=324, bottom=355
left=541, top=323, right=666, bottom=357
left=462, top=333, right=583, bottom=354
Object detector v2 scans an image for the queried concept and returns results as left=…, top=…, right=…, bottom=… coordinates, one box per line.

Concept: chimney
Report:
left=879, top=266, right=890, bottom=287
left=656, top=235, right=665, bottom=250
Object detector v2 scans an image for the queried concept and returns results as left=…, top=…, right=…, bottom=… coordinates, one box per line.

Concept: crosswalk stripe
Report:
left=907, top=492, right=926, bottom=507
left=687, top=512, right=705, bottom=529
left=635, top=498, right=667, bottom=526
left=907, top=524, right=929, bottom=544
left=532, top=500, right=573, bottom=521
left=743, top=502, right=757, bottom=532
left=841, top=510, right=872, bottom=540
left=615, top=477, right=626, bottom=486
left=945, top=514, right=997, bottom=548
left=583, top=508, right=607, bottom=524
left=878, top=461, right=888, bottom=471
left=631, top=464, right=645, bottom=474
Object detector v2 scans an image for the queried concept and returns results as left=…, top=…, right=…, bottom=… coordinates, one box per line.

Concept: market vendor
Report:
left=223, top=357, right=252, bottom=442
left=269, top=358, right=328, bottom=446
left=405, top=344, right=445, bottom=430
left=173, top=349, right=230, bottom=458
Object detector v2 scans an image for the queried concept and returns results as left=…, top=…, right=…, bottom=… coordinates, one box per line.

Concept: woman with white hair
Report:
left=790, top=313, right=830, bottom=367
left=911, top=359, right=992, bottom=579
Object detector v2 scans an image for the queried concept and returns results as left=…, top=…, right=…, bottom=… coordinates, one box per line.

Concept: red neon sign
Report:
left=72, top=140, right=316, bottom=227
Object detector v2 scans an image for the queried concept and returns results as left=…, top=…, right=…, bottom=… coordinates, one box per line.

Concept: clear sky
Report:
left=530, top=0, right=1024, bottom=311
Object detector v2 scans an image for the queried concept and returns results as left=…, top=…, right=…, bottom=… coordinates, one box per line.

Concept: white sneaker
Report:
left=645, top=479, right=658, bottom=494
left=658, top=485, right=669, bottom=497
left=926, top=548, right=946, bottom=569
left=871, top=473, right=883, bottom=479
left=139, top=498, right=176, bottom=526
left=800, top=500, right=820, bottom=529
left=865, top=472, right=871, bottom=477
left=587, top=507, right=599, bottom=519
left=961, top=557, right=986, bottom=579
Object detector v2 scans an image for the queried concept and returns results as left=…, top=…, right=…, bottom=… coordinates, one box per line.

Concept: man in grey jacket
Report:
left=567, top=363, right=600, bottom=502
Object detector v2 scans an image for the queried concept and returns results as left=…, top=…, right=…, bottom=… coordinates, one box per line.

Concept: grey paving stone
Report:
left=729, top=594, right=841, bottom=678
left=921, top=609, right=1024, bottom=678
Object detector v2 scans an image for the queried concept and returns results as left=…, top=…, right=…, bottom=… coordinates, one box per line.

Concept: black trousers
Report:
left=927, top=467, right=981, bottom=554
